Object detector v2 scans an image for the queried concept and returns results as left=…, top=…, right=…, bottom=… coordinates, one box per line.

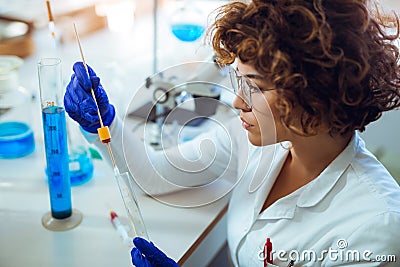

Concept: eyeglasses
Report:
left=228, top=67, right=261, bottom=110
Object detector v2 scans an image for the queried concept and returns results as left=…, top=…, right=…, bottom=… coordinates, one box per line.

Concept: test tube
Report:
left=115, top=170, right=149, bottom=239
left=38, top=58, right=82, bottom=231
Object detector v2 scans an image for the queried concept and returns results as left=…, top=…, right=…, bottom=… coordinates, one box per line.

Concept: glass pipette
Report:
left=114, top=169, right=149, bottom=239
left=73, top=23, right=149, bottom=240
left=45, top=0, right=57, bottom=48
left=45, top=0, right=55, bottom=38
left=72, top=23, right=116, bottom=166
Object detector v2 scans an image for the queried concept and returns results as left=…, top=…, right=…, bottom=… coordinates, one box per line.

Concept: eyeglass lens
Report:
left=229, top=68, right=252, bottom=109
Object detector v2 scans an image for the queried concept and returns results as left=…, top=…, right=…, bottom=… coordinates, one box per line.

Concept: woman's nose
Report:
left=233, top=94, right=251, bottom=112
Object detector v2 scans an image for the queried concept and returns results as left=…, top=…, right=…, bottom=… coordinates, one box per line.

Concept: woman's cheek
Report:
left=255, top=109, right=277, bottom=146
left=246, top=92, right=279, bottom=146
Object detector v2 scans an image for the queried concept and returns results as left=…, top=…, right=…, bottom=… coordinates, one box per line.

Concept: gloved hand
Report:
left=64, top=62, right=115, bottom=133
left=131, top=237, right=179, bottom=267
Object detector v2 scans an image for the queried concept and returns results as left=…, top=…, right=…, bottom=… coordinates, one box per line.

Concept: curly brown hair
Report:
left=208, top=0, right=400, bottom=136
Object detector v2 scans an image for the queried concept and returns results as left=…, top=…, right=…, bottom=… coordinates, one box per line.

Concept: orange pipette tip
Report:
left=98, top=126, right=111, bottom=143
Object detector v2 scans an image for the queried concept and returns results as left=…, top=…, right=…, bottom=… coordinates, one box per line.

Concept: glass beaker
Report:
left=38, top=57, right=82, bottom=231
left=0, top=56, right=35, bottom=158
left=170, top=1, right=205, bottom=42
left=66, top=119, right=94, bottom=186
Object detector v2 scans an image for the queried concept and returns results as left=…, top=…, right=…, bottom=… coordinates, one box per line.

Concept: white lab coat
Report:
left=84, top=115, right=248, bottom=204
left=85, top=117, right=400, bottom=266
left=230, top=132, right=400, bottom=266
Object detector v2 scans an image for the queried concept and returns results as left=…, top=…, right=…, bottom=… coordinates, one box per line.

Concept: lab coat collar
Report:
left=256, top=132, right=359, bottom=219
left=297, top=132, right=359, bottom=208
left=257, top=189, right=303, bottom=219
left=254, top=144, right=291, bottom=219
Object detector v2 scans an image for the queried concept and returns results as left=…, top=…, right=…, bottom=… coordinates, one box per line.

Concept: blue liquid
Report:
left=42, top=106, right=72, bottom=219
left=171, top=24, right=205, bottom=42
left=0, top=122, right=35, bottom=158
left=69, top=149, right=94, bottom=186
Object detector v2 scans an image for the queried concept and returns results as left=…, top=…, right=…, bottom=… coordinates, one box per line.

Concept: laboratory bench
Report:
left=2, top=1, right=400, bottom=266
left=0, top=141, right=229, bottom=267
left=0, top=2, right=233, bottom=266
left=0, top=80, right=233, bottom=266
left=0, top=23, right=233, bottom=267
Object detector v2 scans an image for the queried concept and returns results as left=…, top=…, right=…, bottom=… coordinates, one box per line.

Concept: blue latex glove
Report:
left=64, top=62, right=115, bottom=133
left=131, top=237, right=179, bottom=267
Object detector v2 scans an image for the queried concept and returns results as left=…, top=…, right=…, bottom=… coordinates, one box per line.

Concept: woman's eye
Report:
left=250, top=87, right=260, bottom=93
left=245, top=80, right=259, bottom=92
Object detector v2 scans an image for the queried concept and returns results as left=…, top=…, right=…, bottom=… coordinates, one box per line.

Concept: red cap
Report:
left=110, top=211, right=118, bottom=220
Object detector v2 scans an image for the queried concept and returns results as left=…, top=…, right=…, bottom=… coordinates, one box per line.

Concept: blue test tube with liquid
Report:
left=38, top=58, right=82, bottom=231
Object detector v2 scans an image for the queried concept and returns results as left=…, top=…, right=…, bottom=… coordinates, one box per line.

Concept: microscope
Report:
left=128, top=57, right=229, bottom=147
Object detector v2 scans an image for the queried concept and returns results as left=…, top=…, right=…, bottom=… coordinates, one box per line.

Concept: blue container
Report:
left=171, top=24, right=205, bottom=42
left=69, top=148, right=94, bottom=186
left=42, top=106, right=72, bottom=219
left=0, top=121, right=35, bottom=158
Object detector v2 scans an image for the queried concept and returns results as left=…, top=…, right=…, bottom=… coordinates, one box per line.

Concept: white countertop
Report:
left=0, top=142, right=229, bottom=267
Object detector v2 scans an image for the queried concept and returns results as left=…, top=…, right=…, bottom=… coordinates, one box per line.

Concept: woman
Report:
left=64, top=0, right=400, bottom=266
